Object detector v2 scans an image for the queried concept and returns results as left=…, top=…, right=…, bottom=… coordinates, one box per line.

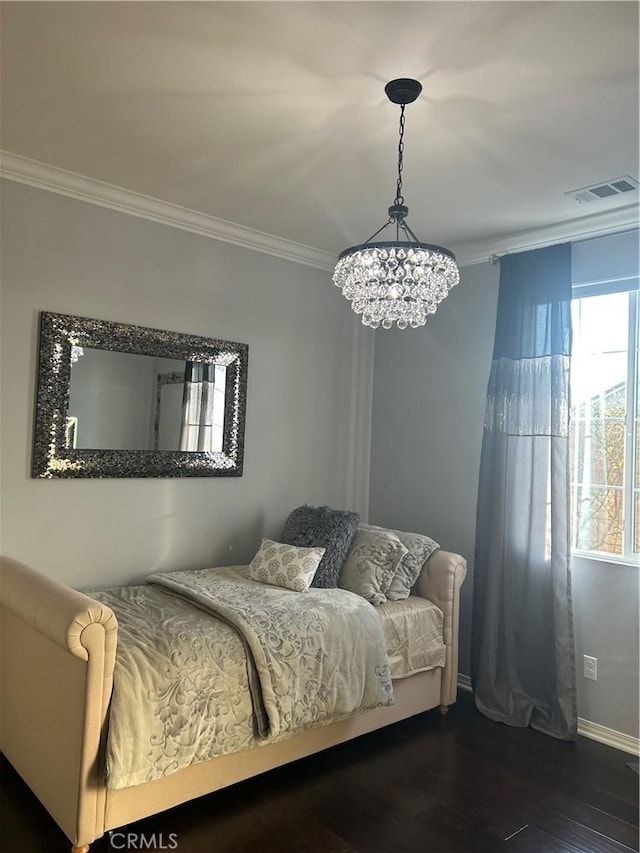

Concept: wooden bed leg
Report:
left=439, top=704, right=449, bottom=716
left=71, top=845, right=90, bottom=853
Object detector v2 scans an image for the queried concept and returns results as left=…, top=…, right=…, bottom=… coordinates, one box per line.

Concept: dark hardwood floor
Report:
left=1, top=691, right=638, bottom=853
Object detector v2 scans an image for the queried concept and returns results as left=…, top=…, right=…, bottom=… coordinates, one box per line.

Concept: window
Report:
left=570, top=282, right=639, bottom=560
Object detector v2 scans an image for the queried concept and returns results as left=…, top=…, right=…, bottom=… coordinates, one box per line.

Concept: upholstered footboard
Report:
left=0, top=549, right=466, bottom=852
left=0, top=557, right=117, bottom=851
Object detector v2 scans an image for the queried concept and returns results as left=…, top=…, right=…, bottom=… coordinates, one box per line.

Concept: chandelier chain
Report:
left=395, top=103, right=406, bottom=206
left=332, top=78, right=460, bottom=329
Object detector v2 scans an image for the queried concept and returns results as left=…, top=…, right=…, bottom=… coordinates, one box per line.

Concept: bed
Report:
left=0, top=535, right=466, bottom=852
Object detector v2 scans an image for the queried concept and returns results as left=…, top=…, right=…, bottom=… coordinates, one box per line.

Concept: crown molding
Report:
left=0, top=151, right=336, bottom=272
left=2, top=150, right=637, bottom=273
left=453, top=204, right=639, bottom=268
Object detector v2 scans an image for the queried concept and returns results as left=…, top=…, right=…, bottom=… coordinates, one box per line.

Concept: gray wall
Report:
left=369, top=234, right=640, bottom=738
left=572, top=556, right=639, bottom=738
left=0, top=180, right=373, bottom=587
left=369, top=261, right=500, bottom=679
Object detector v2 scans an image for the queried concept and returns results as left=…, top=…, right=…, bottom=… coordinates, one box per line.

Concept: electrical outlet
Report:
left=583, top=655, right=598, bottom=681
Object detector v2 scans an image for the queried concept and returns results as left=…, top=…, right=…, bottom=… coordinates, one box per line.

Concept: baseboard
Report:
left=457, top=674, right=472, bottom=693
left=456, top=674, right=639, bottom=755
left=576, top=718, right=640, bottom=756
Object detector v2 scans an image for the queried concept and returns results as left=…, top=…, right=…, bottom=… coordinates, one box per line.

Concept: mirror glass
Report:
left=33, top=312, right=248, bottom=478
left=67, top=349, right=227, bottom=452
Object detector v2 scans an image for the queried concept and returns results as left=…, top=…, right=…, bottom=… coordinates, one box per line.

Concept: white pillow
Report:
left=247, top=539, right=325, bottom=592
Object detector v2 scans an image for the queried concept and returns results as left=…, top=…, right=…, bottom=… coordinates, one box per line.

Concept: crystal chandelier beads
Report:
left=333, top=78, right=460, bottom=329
left=333, top=243, right=459, bottom=329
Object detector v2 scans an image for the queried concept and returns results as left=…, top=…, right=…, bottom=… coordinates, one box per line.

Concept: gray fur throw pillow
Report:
left=281, top=505, right=360, bottom=588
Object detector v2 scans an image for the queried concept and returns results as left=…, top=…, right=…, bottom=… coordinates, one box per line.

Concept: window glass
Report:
left=570, top=292, right=631, bottom=556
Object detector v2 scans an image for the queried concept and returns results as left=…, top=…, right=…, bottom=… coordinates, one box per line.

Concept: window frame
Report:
left=570, top=274, right=639, bottom=565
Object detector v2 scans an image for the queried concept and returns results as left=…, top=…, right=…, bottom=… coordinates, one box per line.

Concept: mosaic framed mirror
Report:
left=32, top=312, right=248, bottom=478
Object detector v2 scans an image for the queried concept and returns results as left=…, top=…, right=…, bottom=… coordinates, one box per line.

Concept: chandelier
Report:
left=333, top=78, right=460, bottom=329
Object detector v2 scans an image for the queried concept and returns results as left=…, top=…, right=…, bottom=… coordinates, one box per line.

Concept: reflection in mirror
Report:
left=178, top=362, right=226, bottom=452
left=33, top=312, right=248, bottom=478
left=67, top=349, right=228, bottom=452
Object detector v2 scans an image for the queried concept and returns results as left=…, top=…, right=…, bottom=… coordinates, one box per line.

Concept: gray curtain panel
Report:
left=471, top=243, right=577, bottom=740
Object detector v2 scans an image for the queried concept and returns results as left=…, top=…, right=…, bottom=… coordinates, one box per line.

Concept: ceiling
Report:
left=1, top=1, right=638, bottom=265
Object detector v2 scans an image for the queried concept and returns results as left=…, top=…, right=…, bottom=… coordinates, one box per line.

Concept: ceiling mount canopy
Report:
left=333, top=78, right=460, bottom=330
left=384, top=77, right=423, bottom=105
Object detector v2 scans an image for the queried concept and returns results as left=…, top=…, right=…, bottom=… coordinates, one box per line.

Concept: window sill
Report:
left=571, top=550, right=639, bottom=568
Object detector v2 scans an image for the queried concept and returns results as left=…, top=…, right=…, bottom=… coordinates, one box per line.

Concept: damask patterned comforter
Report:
left=90, top=566, right=393, bottom=789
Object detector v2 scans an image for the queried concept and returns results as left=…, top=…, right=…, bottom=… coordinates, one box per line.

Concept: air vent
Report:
left=566, top=176, right=639, bottom=204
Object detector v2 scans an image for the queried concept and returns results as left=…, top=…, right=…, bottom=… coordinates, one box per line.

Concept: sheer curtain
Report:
left=180, top=362, right=221, bottom=452
left=471, top=243, right=577, bottom=739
